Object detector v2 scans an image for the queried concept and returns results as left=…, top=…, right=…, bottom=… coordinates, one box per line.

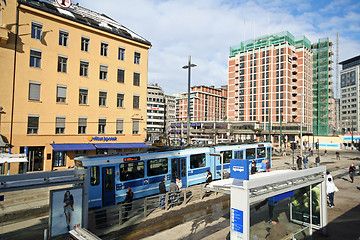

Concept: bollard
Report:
left=183, top=188, right=187, bottom=205
left=43, top=228, right=48, bottom=240
left=119, top=204, right=123, bottom=225
left=144, top=197, right=147, bottom=218
left=165, top=192, right=169, bottom=209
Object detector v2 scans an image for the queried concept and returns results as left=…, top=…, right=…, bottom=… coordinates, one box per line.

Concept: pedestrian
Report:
left=315, top=154, right=320, bottom=167
left=349, top=164, right=356, bottom=183
left=176, top=178, right=182, bottom=202
left=336, top=151, right=340, bottom=160
left=223, top=169, right=230, bottom=179
left=303, top=155, right=308, bottom=169
left=266, top=160, right=271, bottom=172
left=326, top=171, right=333, bottom=183
left=327, top=177, right=338, bottom=208
left=251, top=160, right=257, bottom=174
left=324, top=149, right=327, bottom=157
left=296, top=155, right=302, bottom=170
left=122, top=187, right=133, bottom=222
left=205, top=170, right=212, bottom=186
left=169, top=179, right=179, bottom=208
left=158, top=178, right=166, bottom=209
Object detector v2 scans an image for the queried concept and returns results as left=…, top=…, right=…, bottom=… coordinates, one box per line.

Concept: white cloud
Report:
left=75, top=0, right=360, bottom=94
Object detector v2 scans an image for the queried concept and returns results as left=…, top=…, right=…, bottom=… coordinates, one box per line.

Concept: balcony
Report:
left=329, top=56, right=333, bottom=63
left=291, top=53, right=298, bottom=60
left=329, top=49, right=334, bottom=55
left=292, top=60, right=298, bottom=67
left=0, top=26, right=9, bottom=45
left=291, top=68, right=298, bottom=74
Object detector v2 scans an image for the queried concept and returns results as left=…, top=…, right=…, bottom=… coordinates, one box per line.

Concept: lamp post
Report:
left=182, top=56, right=196, bottom=146
left=351, top=118, right=354, bottom=150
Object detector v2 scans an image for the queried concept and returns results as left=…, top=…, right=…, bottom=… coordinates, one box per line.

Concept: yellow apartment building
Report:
left=0, top=0, right=151, bottom=174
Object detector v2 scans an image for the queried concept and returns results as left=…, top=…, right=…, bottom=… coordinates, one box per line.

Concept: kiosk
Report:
left=208, top=159, right=327, bottom=240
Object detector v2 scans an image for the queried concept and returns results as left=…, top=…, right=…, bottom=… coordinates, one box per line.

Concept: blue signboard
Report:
left=273, top=191, right=294, bottom=203
left=230, top=159, right=249, bottom=180
left=231, top=208, right=243, bottom=233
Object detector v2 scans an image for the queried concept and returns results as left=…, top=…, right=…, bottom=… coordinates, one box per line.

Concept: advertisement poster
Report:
left=50, top=188, right=83, bottom=237
left=290, top=184, right=320, bottom=226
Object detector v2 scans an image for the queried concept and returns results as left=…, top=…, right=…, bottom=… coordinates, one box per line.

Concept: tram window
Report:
left=120, top=161, right=144, bottom=181
left=257, top=147, right=266, bottom=158
left=234, top=151, right=243, bottom=159
left=147, top=158, right=168, bottom=176
left=104, top=168, right=114, bottom=192
left=90, top=166, right=100, bottom=186
left=220, top=151, right=232, bottom=163
left=246, top=148, right=256, bottom=159
left=190, top=153, right=206, bottom=169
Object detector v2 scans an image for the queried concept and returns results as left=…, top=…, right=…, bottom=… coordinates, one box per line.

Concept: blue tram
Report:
left=74, top=142, right=272, bottom=208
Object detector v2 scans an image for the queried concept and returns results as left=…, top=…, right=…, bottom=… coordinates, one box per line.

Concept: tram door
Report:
left=171, top=158, right=187, bottom=187
left=102, top=167, right=115, bottom=207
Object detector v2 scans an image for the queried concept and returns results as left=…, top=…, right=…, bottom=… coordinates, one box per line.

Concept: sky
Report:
left=75, top=0, right=360, bottom=96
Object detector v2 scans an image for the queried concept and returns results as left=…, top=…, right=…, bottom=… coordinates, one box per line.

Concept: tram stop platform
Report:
left=207, top=166, right=327, bottom=240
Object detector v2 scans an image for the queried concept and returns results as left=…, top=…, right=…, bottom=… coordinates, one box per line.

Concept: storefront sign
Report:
left=88, top=136, right=117, bottom=142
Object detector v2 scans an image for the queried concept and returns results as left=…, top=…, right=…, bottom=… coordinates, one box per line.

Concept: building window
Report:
left=118, top=47, right=125, bottom=60
left=27, top=115, right=39, bottom=134
left=80, top=61, right=89, bottom=77
left=59, top=30, right=69, bottom=46
left=101, top=42, right=108, bottom=56
left=31, top=22, right=42, bottom=40
left=56, top=85, right=67, bottom=103
left=53, top=151, right=66, bottom=167
left=78, top=117, right=87, bottom=134
left=134, top=52, right=140, bottom=64
left=133, top=95, right=140, bottom=109
left=117, top=93, right=124, bottom=108
left=99, top=91, right=107, bottom=106
left=79, top=88, right=88, bottom=105
left=116, top=119, right=124, bottom=134
left=117, top=68, right=125, bottom=83
left=29, top=81, right=41, bottom=101
left=55, top=116, right=65, bottom=134
left=133, top=72, right=140, bottom=86
left=30, top=49, right=42, bottom=68
left=132, top=119, right=139, bottom=134
left=98, top=118, right=106, bottom=134
left=81, top=36, right=89, bottom=52
left=58, top=56, right=68, bottom=73
left=99, top=65, right=108, bottom=80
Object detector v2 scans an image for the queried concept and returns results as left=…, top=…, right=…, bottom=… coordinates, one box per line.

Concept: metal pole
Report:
left=351, top=118, right=354, bottom=150
left=280, top=109, right=282, bottom=153
left=187, top=56, right=191, bottom=146
left=220, top=153, right=224, bottom=180
left=300, top=94, right=303, bottom=158
left=268, top=109, right=271, bottom=143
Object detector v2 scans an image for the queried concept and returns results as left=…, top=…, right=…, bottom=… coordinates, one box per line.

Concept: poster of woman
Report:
left=50, top=188, right=83, bottom=237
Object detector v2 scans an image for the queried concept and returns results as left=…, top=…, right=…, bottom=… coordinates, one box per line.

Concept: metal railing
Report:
left=87, top=185, right=213, bottom=235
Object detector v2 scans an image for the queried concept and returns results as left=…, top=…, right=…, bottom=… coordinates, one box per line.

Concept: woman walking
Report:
left=349, top=164, right=356, bottom=183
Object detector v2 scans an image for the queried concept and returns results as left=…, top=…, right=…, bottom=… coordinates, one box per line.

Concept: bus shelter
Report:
left=208, top=165, right=327, bottom=240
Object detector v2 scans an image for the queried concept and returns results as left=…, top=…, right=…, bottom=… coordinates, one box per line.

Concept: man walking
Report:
left=158, top=179, right=166, bottom=209
left=315, top=154, right=320, bottom=167
left=336, top=151, right=340, bottom=161
left=303, top=155, right=308, bottom=169
left=169, top=179, right=179, bottom=208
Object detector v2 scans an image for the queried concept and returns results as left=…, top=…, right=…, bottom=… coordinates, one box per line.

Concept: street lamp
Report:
left=182, top=56, right=196, bottom=146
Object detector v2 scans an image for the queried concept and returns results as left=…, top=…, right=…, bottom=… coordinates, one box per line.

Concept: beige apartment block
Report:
left=0, top=0, right=151, bottom=174
left=177, top=85, right=227, bottom=122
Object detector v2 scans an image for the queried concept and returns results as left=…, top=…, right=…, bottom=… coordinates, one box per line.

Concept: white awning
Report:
left=0, top=157, right=28, bottom=164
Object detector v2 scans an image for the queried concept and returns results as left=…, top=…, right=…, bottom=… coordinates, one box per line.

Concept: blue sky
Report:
left=75, top=0, right=360, bottom=96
